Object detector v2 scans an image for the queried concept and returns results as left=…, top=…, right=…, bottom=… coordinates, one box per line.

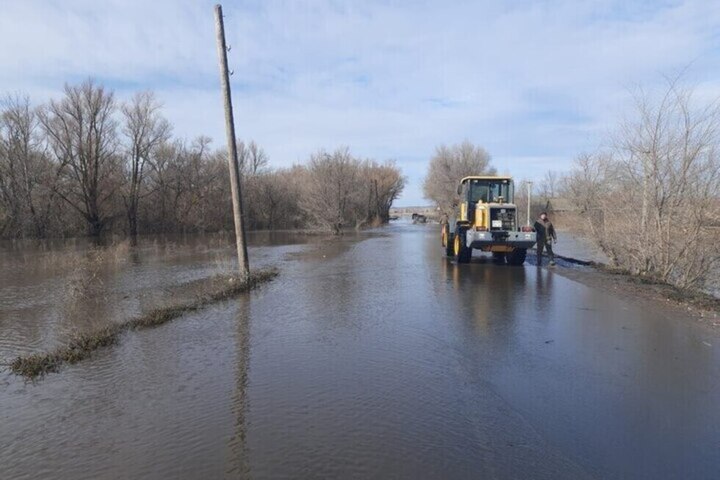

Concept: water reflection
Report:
left=534, top=266, right=555, bottom=316
left=227, top=298, right=251, bottom=478
left=441, top=254, right=529, bottom=335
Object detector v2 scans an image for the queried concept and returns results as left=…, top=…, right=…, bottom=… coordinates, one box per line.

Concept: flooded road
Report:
left=1, top=224, right=719, bottom=479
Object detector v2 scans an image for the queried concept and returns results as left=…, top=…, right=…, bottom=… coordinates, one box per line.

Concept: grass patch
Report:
left=11, top=268, right=278, bottom=379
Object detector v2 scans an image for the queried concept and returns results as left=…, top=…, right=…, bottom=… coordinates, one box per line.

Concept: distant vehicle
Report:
left=441, top=176, right=536, bottom=264
left=411, top=213, right=427, bottom=224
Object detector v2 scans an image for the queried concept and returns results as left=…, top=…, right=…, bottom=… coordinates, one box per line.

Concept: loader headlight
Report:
left=491, top=220, right=502, bottom=228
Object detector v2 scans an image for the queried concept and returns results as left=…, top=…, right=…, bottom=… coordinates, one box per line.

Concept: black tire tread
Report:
left=455, top=227, right=472, bottom=264
left=507, top=248, right=527, bottom=266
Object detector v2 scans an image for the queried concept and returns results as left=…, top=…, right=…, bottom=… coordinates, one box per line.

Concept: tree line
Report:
left=0, top=80, right=405, bottom=239
left=559, top=79, right=720, bottom=291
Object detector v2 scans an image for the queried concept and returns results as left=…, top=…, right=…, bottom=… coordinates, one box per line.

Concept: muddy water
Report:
left=1, top=224, right=719, bottom=479
left=0, top=231, right=321, bottom=361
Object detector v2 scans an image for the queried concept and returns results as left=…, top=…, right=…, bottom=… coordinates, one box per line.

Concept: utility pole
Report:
left=214, top=4, right=249, bottom=279
left=526, top=181, right=533, bottom=226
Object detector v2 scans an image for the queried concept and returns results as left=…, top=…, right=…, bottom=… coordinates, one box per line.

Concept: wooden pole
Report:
left=214, top=4, right=249, bottom=278
left=526, top=181, right=533, bottom=226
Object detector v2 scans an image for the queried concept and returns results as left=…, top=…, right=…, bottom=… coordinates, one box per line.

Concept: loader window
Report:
left=469, top=184, right=490, bottom=203
left=468, top=180, right=513, bottom=203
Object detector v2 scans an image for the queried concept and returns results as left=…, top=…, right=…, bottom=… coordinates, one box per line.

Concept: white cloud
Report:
left=2, top=0, right=719, bottom=205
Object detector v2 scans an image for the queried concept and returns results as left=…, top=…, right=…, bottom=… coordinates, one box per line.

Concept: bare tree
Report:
left=422, top=140, right=496, bottom=215
left=0, top=95, right=61, bottom=237
left=361, top=160, right=406, bottom=226
left=237, top=140, right=269, bottom=176
left=39, top=80, right=120, bottom=237
left=297, top=149, right=406, bottom=233
left=300, top=148, right=362, bottom=234
left=144, top=139, right=182, bottom=232
left=121, top=91, right=171, bottom=240
left=563, top=152, right=623, bottom=263
left=565, top=78, right=720, bottom=291
left=538, top=170, right=560, bottom=202
left=249, top=168, right=305, bottom=230
left=171, top=136, right=216, bottom=232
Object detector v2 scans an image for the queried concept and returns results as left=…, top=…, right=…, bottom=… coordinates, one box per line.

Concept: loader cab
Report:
left=458, top=177, right=514, bottom=203
left=456, top=176, right=514, bottom=222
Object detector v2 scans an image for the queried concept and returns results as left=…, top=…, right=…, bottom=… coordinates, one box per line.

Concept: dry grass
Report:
left=11, top=268, right=278, bottom=379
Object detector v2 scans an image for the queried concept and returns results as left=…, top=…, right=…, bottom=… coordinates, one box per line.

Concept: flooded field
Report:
left=0, top=231, right=318, bottom=362
left=1, top=224, right=719, bottom=479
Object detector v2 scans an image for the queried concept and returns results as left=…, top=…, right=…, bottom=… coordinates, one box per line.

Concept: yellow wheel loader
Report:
left=440, top=176, right=536, bottom=265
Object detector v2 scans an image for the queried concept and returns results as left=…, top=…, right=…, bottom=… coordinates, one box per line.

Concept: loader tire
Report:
left=442, top=224, right=454, bottom=257
left=445, top=236, right=455, bottom=257
left=454, top=227, right=472, bottom=264
left=507, top=248, right=527, bottom=266
left=492, top=252, right=507, bottom=264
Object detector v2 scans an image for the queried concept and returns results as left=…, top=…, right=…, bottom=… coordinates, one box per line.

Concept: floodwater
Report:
left=1, top=223, right=719, bottom=479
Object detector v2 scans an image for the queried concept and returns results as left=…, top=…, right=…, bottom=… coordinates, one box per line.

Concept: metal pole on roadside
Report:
left=526, top=181, right=533, bottom=226
left=214, top=4, right=249, bottom=279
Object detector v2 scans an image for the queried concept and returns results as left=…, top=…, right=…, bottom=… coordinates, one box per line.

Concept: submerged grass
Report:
left=10, top=268, right=278, bottom=379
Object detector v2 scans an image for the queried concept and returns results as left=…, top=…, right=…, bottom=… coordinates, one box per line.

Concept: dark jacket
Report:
left=534, top=219, right=556, bottom=243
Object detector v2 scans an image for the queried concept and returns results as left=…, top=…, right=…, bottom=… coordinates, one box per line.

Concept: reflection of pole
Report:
left=214, top=4, right=250, bottom=279
left=227, top=298, right=251, bottom=477
left=526, top=181, right=533, bottom=226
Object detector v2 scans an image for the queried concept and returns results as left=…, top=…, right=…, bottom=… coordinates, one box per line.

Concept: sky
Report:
left=1, top=0, right=720, bottom=205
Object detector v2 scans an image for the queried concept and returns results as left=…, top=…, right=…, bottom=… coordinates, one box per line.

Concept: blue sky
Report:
left=2, top=0, right=720, bottom=205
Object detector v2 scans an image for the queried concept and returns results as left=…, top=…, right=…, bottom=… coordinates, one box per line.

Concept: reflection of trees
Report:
left=227, top=297, right=251, bottom=478
left=128, top=246, right=142, bottom=266
left=444, top=258, right=529, bottom=335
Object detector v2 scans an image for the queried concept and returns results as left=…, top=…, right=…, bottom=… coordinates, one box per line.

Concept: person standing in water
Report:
left=534, top=212, right=557, bottom=266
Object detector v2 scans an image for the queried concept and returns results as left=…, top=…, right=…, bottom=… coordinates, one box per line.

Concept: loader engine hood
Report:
left=477, top=202, right=517, bottom=231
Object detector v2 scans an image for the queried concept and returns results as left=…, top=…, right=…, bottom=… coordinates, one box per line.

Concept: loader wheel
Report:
left=506, top=248, right=527, bottom=266
left=442, top=224, right=454, bottom=257
left=453, top=228, right=472, bottom=264
left=445, top=237, right=455, bottom=257
left=492, top=252, right=507, bottom=264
